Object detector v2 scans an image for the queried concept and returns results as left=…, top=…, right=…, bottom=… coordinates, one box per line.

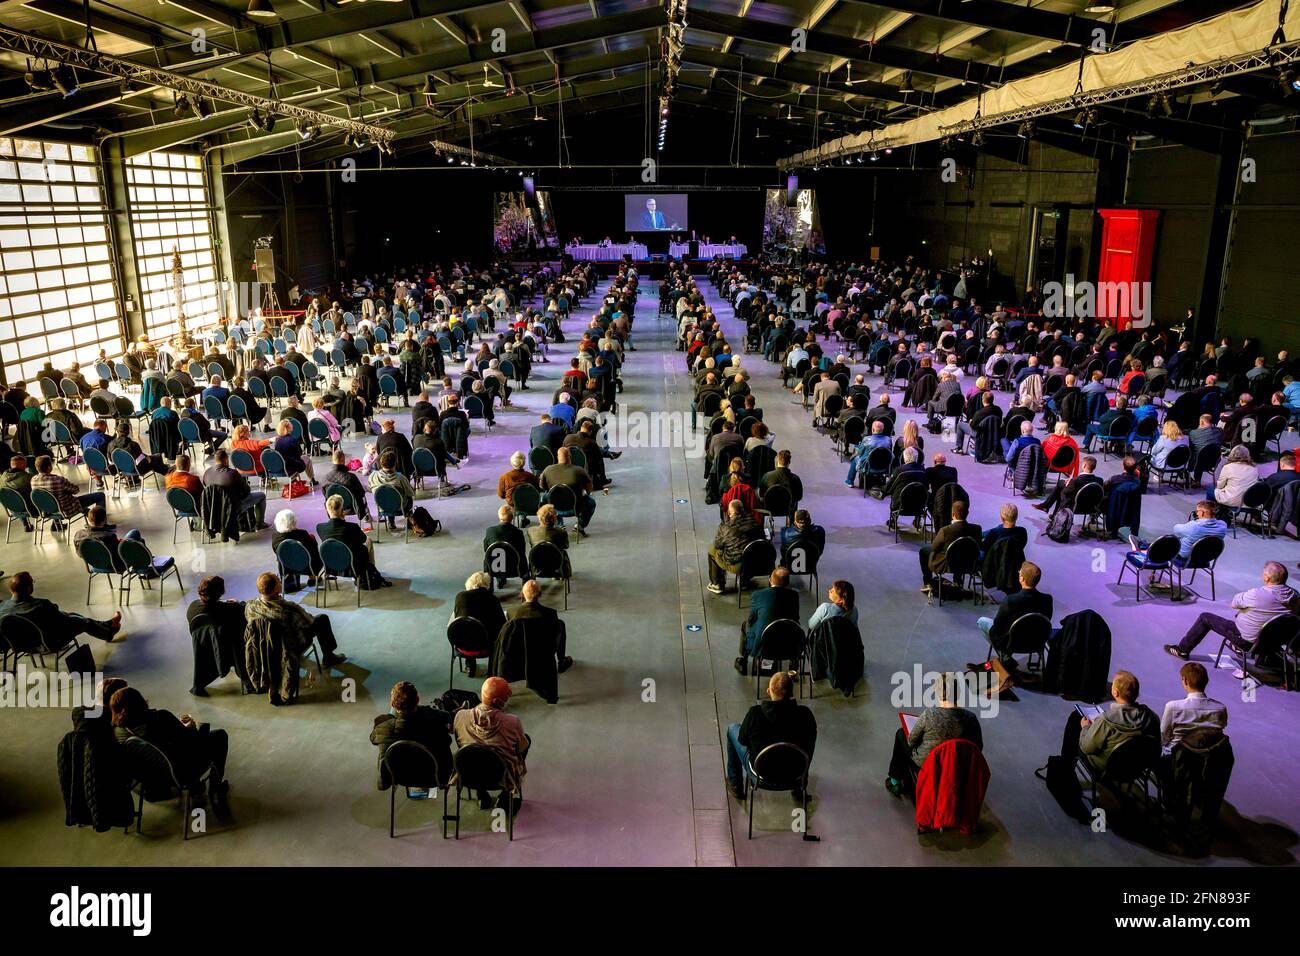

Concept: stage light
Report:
left=1016, top=121, right=1033, bottom=138
left=1280, top=69, right=1300, bottom=93
left=1085, top=2, right=1115, bottom=11
left=24, top=69, right=54, bottom=93
left=971, top=129, right=985, bottom=146
left=447, top=155, right=454, bottom=163
left=247, top=0, right=278, bottom=18
left=1158, top=93, right=1172, bottom=116
left=884, top=146, right=893, bottom=154
left=51, top=65, right=78, bottom=97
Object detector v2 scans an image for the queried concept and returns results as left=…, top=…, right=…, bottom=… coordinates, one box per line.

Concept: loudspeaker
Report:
left=786, top=174, right=799, bottom=206
left=254, top=247, right=276, bottom=287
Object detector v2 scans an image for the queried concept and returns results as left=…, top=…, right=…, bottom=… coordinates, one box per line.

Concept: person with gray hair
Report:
left=1166, top=561, right=1299, bottom=671
left=883, top=445, right=927, bottom=502
left=316, top=493, right=389, bottom=589
left=271, top=507, right=322, bottom=591
left=885, top=671, right=982, bottom=799
left=451, top=573, right=507, bottom=678
left=484, top=503, right=528, bottom=587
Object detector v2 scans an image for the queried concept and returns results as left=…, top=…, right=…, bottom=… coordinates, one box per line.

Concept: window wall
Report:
left=0, top=138, right=122, bottom=384
left=126, top=151, right=220, bottom=341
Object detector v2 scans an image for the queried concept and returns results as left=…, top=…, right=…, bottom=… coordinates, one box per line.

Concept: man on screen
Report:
left=641, top=197, right=668, bottom=231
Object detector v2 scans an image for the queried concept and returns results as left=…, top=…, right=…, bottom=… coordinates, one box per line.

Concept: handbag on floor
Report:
left=280, top=479, right=310, bottom=499
left=408, top=505, right=440, bottom=537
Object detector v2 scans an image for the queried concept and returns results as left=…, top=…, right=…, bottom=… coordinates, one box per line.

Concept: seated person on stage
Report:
left=321, top=449, right=372, bottom=523
left=1033, top=454, right=1102, bottom=514
left=454, top=676, right=530, bottom=811
left=1160, top=662, right=1228, bottom=754
left=885, top=671, right=983, bottom=799
left=976, top=560, right=1053, bottom=667
left=244, top=571, right=347, bottom=669
left=1164, top=561, right=1299, bottom=673
left=0, top=570, right=122, bottom=645
left=706, top=499, right=766, bottom=595
left=843, top=419, right=892, bottom=487
left=110, top=686, right=230, bottom=803
left=73, top=504, right=145, bottom=573
left=203, top=448, right=268, bottom=530
left=272, top=508, right=323, bottom=592
left=452, top=572, right=507, bottom=678
left=980, top=502, right=1027, bottom=561
left=779, top=508, right=825, bottom=554
left=725, top=671, right=817, bottom=801
left=1052, top=670, right=1159, bottom=773
left=484, top=504, right=528, bottom=587
left=370, top=681, right=453, bottom=790
left=918, top=500, right=982, bottom=595
left=738, top=567, right=800, bottom=675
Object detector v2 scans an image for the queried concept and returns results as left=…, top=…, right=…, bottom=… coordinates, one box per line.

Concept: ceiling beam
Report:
left=1092, top=105, right=1241, bottom=154
left=687, top=10, right=1016, bottom=87
left=0, top=80, right=158, bottom=136
left=841, top=0, right=1096, bottom=47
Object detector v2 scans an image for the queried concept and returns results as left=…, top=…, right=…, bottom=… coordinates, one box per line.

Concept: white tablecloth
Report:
left=565, top=243, right=648, bottom=261
left=700, top=243, right=747, bottom=258
left=668, top=242, right=690, bottom=258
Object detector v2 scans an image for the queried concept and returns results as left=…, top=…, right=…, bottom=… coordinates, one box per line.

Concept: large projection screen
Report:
left=625, top=194, right=688, bottom=232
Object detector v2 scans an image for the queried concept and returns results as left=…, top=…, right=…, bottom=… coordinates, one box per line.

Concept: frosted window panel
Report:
left=70, top=304, right=94, bottom=322
left=10, top=294, right=38, bottom=316
left=30, top=228, right=58, bottom=247
left=83, top=225, right=106, bottom=244
left=17, top=161, right=44, bottom=179
left=67, top=286, right=91, bottom=306
left=15, top=315, right=44, bottom=336
left=0, top=159, right=15, bottom=177
left=0, top=321, right=10, bottom=339
left=0, top=345, right=16, bottom=365
left=45, top=144, right=69, bottom=161
left=0, top=230, right=26, bottom=249
left=7, top=272, right=35, bottom=293
left=60, top=246, right=87, bottom=265
left=73, top=165, right=95, bottom=182
left=33, top=248, right=60, bottom=268
left=41, top=289, right=69, bottom=308
left=51, top=185, right=77, bottom=203
left=88, top=263, right=112, bottom=282
left=3, top=251, right=34, bottom=270
left=56, top=226, right=82, bottom=244
left=47, top=331, right=74, bottom=352
left=95, top=301, right=117, bottom=319
left=21, top=184, right=51, bottom=203
left=63, top=266, right=89, bottom=285
left=0, top=183, right=18, bottom=203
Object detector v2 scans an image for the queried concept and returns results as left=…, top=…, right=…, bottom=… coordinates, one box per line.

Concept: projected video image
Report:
left=625, top=194, right=688, bottom=232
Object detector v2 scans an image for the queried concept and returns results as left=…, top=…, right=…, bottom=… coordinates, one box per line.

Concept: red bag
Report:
left=346, top=458, right=363, bottom=472
left=281, top=479, right=311, bottom=499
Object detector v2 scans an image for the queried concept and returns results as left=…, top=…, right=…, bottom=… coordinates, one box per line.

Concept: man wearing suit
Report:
left=737, top=567, right=801, bottom=674
left=505, top=579, right=573, bottom=672
left=639, top=197, right=668, bottom=230
left=483, top=504, right=529, bottom=587
left=976, top=561, right=1053, bottom=665
left=925, top=452, right=959, bottom=498
left=918, top=500, right=982, bottom=593
left=316, top=493, right=388, bottom=588
left=530, top=413, right=566, bottom=457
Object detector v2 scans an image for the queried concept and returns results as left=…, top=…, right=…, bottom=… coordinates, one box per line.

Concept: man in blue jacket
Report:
left=737, top=567, right=800, bottom=674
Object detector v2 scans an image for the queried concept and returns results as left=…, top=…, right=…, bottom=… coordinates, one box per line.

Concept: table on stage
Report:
left=565, top=242, right=648, bottom=261
left=700, top=242, right=747, bottom=258
left=668, top=242, right=690, bottom=258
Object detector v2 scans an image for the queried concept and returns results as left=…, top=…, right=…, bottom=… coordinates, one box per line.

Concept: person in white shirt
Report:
left=1160, top=662, right=1227, bottom=752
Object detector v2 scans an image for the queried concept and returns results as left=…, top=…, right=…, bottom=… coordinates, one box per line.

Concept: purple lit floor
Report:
left=0, top=277, right=1296, bottom=867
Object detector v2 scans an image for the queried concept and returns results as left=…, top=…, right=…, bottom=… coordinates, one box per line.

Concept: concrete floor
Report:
left=1, top=275, right=1297, bottom=867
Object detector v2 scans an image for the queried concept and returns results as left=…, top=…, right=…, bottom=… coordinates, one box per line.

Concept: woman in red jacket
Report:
left=1042, top=421, right=1081, bottom=479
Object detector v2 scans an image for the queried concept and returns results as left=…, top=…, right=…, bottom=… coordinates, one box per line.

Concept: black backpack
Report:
left=1045, top=507, right=1073, bottom=543
left=409, top=505, right=440, bottom=537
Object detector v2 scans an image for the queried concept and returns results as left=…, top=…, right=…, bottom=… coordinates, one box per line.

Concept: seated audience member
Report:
left=73, top=504, right=144, bottom=572
left=316, top=494, right=389, bottom=588
left=272, top=508, right=323, bottom=591
left=1148, top=420, right=1190, bottom=470
left=454, top=676, right=530, bottom=809
left=165, top=453, right=203, bottom=498
left=807, top=579, right=857, bottom=631
left=273, top=419, right=316, bottom=485
left=1003, top=419, right=1040, bottom=465
left=885, top=671, right=983, bottom=799
left=539, top=447, right=596, bottom=535
left=1034, top=454, right=1102, bottom=514
left=976, top=561, right=1052, bottom=666
left=919, top=500, right=982, bottom=594
left=1187, top=413, right=1223, bottom=483
left=1082, top=394, right=1130, bottom=452
left=203, top=448, right=268, bottom=529
left=484, top=504, right=528, bottom=586
left=497, top=450, right=538, bottom=506
left=308, top=397, right=342, bottom=444
left=955, top=391, right=1001, bottom=456
left=0, top=455, right=35, bottom=530
left=108, top=421, right=165, bottom=477
left=779, top=508, right=825, bottom=553
left=413, top=419, right=460, bottom=481
left=1053, top=670, right=1159, bottom=775
left=230, top=423, right=270, bottom=475
left=980, top=502, right=1028, bottom=560
left=1160, top=662, right=1228, bottom=753
left=924, top=452, right=958, bottom=498
left=1172, top=500, right=1228, bottom=563
left=759, top=449, right=803, bottom=508
left=725, top=671, right=818, bottom=801
left=321, top=449, right=370, bottom=521
left=186, top=574, right=246, bottom=694
left=1207, top=444, right=1258, bottom=509
left=369, top=450, right=415, bottom=528
left=562, top=419, right=610, bottom=489
left=452, top=572, right=508, bottom=678
left=45, top=398, right=87, bottom=441
left=738, top=567, right=800, bottom=674
left=527, top=503, right=572, bottom=576
left=72, top=676, right=129, bottom=737
left=720, top=457, right=760, bottom=522
left=1041, top=421, right=1080, bottom=477
left=504, top=577, right=574, bottom=675
left=370, top=681, right=453, bottom=789
left=181, top=398, right=226, bottom=454
left=0, top=570, right=122, bottom=645
left=32, top=454, right=105, bottom=525
left=1165, top=561, right=1299, bottom=671
left=244, top=571, right=346, bottom=668
left=376, top=418, right=415, bottom=478
left=1102, top=455, right=1144, bottom=508
left=109, top=687, right=229, bottom=801
left=882, top=446, right=926, bottom=503
left=706, top=499, right=766, bottom=595
left=1265, top=450, right=1300, bottom=493
left=844, top=419, right=892, bottom=487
